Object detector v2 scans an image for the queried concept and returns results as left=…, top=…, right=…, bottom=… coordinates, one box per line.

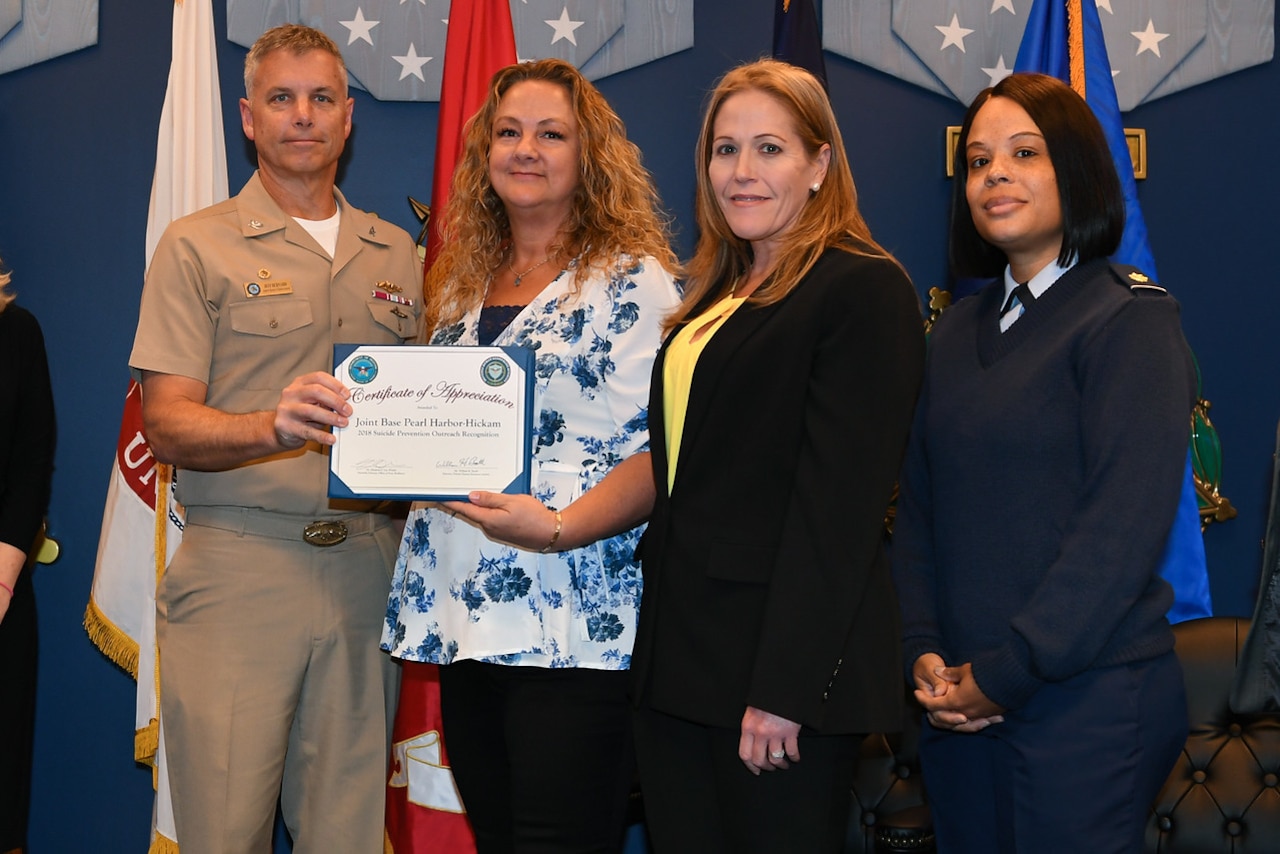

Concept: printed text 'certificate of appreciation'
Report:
left=329, top=345, right=534, bottom=500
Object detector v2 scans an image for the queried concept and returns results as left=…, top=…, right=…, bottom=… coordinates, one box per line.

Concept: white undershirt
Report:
left=294, top=207, right=341, bottom=258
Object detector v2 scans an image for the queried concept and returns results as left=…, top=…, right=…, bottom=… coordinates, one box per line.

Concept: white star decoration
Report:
left=936, top=14, right=974, bottom=53
left=392, top=43, right=432, bottom=81
left=1132, top=19, right=1170, bottom=58
left=546, top=7, right=585, bottom=46
left=1096, top=0, right=1114, bottom=13
left=399, top=0, right=426, bottom=5
left=339, top=8, right=379, bottom=46
left=982, top=55, right=1013, bottom=85
left=990, top=0, right=1016, bottom=14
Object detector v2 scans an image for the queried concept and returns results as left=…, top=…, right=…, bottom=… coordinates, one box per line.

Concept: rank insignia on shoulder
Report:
left=1112, top=263, right=1167, bottom=294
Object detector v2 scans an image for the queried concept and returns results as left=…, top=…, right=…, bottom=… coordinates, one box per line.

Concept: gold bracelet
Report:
left=541, top=509, right=563, bottom=553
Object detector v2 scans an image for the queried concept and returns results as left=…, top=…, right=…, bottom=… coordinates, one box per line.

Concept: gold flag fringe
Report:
left=149, top=464, right=172, bottom=759
left=83, top=598, right=141, bottom=679
left=135, top=718, right=160, bottom=767
left=151, top=464, right=181, bottom=852
left=150, top=832, right=180, bottom=854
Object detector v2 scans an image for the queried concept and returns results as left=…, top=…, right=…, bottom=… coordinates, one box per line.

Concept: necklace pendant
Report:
left=507, top=252, right=551, bottom=288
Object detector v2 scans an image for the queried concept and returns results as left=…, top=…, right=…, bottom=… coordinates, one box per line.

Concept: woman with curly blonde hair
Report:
left=383, top=58, right=680, bottom=852
left=424, top=57, right=679, bottom=333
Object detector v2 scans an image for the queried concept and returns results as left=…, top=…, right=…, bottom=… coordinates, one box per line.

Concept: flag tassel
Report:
left=83, top=599, right=141, bottom=678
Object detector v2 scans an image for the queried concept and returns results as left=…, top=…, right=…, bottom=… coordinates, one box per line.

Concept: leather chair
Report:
left=843, top=616, right=1280, bottom=854
left=1147, top=616, right=1280, bottom=852
left=846, top=692, right=934, bottom=853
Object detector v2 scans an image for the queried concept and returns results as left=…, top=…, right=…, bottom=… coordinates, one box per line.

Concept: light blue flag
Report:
left=1014, top=0, right=1212, bottom=623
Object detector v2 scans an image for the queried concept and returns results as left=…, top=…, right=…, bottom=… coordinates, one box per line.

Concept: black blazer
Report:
left=631, top=247, right=925, bottom=734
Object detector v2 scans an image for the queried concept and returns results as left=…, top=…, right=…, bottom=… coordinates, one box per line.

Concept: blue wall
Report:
left=0, top=1, right=1275, bottom=849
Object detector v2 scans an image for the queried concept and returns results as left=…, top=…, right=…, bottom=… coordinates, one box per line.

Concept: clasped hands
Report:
left=913, top=653, right=1005, bottom=733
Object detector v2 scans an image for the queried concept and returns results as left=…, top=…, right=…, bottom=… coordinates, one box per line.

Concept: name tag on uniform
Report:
left=244, top=280, right=293, bottom=298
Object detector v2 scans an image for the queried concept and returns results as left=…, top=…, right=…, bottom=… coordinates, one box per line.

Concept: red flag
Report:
left=388, top=4, right=517, bottom=852
left=385, top=663, right=475, bottom=853
left=423, top=0, right=518, bottom=269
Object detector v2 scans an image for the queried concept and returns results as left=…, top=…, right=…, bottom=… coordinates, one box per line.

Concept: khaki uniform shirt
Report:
left=130, top=172, right=423, bottom=516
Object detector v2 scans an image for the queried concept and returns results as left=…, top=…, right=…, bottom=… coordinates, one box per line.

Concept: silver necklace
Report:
left=508, top=252, right=552, bottom=287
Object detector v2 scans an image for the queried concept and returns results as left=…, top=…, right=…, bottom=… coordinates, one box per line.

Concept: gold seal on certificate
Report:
left=329, top=344, right=535, bottom=500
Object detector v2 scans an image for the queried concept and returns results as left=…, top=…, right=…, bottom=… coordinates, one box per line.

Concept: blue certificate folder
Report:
left=328, top=344, right=536, bottom=501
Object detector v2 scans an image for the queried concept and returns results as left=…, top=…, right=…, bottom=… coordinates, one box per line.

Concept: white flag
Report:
left=85, top=1, right=227, bottom=851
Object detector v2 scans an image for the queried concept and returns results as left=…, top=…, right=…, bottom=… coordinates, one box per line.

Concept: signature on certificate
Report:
left=355, top=458, right=412, bottom=475
left=436, top=456, right=488, bottom=470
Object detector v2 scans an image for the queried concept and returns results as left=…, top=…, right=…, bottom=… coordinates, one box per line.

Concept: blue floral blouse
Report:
left=382, top=256, right=680, bottom=669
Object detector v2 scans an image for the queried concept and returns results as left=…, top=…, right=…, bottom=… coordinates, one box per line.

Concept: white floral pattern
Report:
left=382, top=257, right=680, bottom=669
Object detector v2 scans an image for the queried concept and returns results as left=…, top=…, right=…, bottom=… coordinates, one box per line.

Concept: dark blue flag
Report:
left=773, top=0, right=827, bottom=91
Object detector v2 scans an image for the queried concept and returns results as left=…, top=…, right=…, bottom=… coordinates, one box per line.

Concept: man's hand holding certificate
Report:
left=329, top=345, right=535, bottom=500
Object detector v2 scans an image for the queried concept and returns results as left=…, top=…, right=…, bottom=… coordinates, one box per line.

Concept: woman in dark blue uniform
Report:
left=892, top=72, right=1192, bottom=853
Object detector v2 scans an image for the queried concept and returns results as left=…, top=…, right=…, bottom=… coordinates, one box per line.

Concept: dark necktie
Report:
left=1001, top=282, right=1034, bottom=328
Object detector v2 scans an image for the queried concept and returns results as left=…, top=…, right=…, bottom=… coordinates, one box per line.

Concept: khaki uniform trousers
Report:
left=157, top=508, right=400, bottom=854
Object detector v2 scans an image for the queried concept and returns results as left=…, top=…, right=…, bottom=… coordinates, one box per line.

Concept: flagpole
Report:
left=1067, top=0, right=1085, bottom=98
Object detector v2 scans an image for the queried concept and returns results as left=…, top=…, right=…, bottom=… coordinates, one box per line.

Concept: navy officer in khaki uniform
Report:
left=129, top=24, right=421, bottom=854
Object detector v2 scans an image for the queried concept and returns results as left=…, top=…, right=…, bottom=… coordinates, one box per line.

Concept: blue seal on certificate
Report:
left=348, top=354, right=379, bottom=384
left=481, top=356, right=511, bottom=387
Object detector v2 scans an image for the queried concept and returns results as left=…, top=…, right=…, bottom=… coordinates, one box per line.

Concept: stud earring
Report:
left=811, top=183, right=821, bottom=193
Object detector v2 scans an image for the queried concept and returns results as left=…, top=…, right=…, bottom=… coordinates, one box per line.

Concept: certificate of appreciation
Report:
left=329, top=344, right=535, bottom=500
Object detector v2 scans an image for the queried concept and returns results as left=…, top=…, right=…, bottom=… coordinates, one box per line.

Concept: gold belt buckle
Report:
left=303, top=521, right=348, bottom=547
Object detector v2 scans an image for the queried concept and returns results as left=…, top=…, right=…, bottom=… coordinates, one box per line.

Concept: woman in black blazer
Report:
left=454, top=59, right=924, bottom=852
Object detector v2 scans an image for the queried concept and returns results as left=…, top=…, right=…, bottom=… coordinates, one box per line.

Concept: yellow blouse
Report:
left=662, top=292, right=747, bottom=494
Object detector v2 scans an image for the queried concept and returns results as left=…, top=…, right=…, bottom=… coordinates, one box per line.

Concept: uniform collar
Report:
left=234, top=171, right=395, bottom=249
left=1002, top=256, right=1077, bottom=307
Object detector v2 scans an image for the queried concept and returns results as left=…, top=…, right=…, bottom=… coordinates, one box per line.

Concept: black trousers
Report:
left=0, top=569, right=36, bottom=852
left=439, top=660, right=636, bottom=854
left=632, top=704, right=858, bottom=854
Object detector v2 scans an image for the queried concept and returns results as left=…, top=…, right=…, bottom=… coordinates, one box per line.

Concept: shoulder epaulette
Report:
left=1111, top=263, right=1168, bottom=295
